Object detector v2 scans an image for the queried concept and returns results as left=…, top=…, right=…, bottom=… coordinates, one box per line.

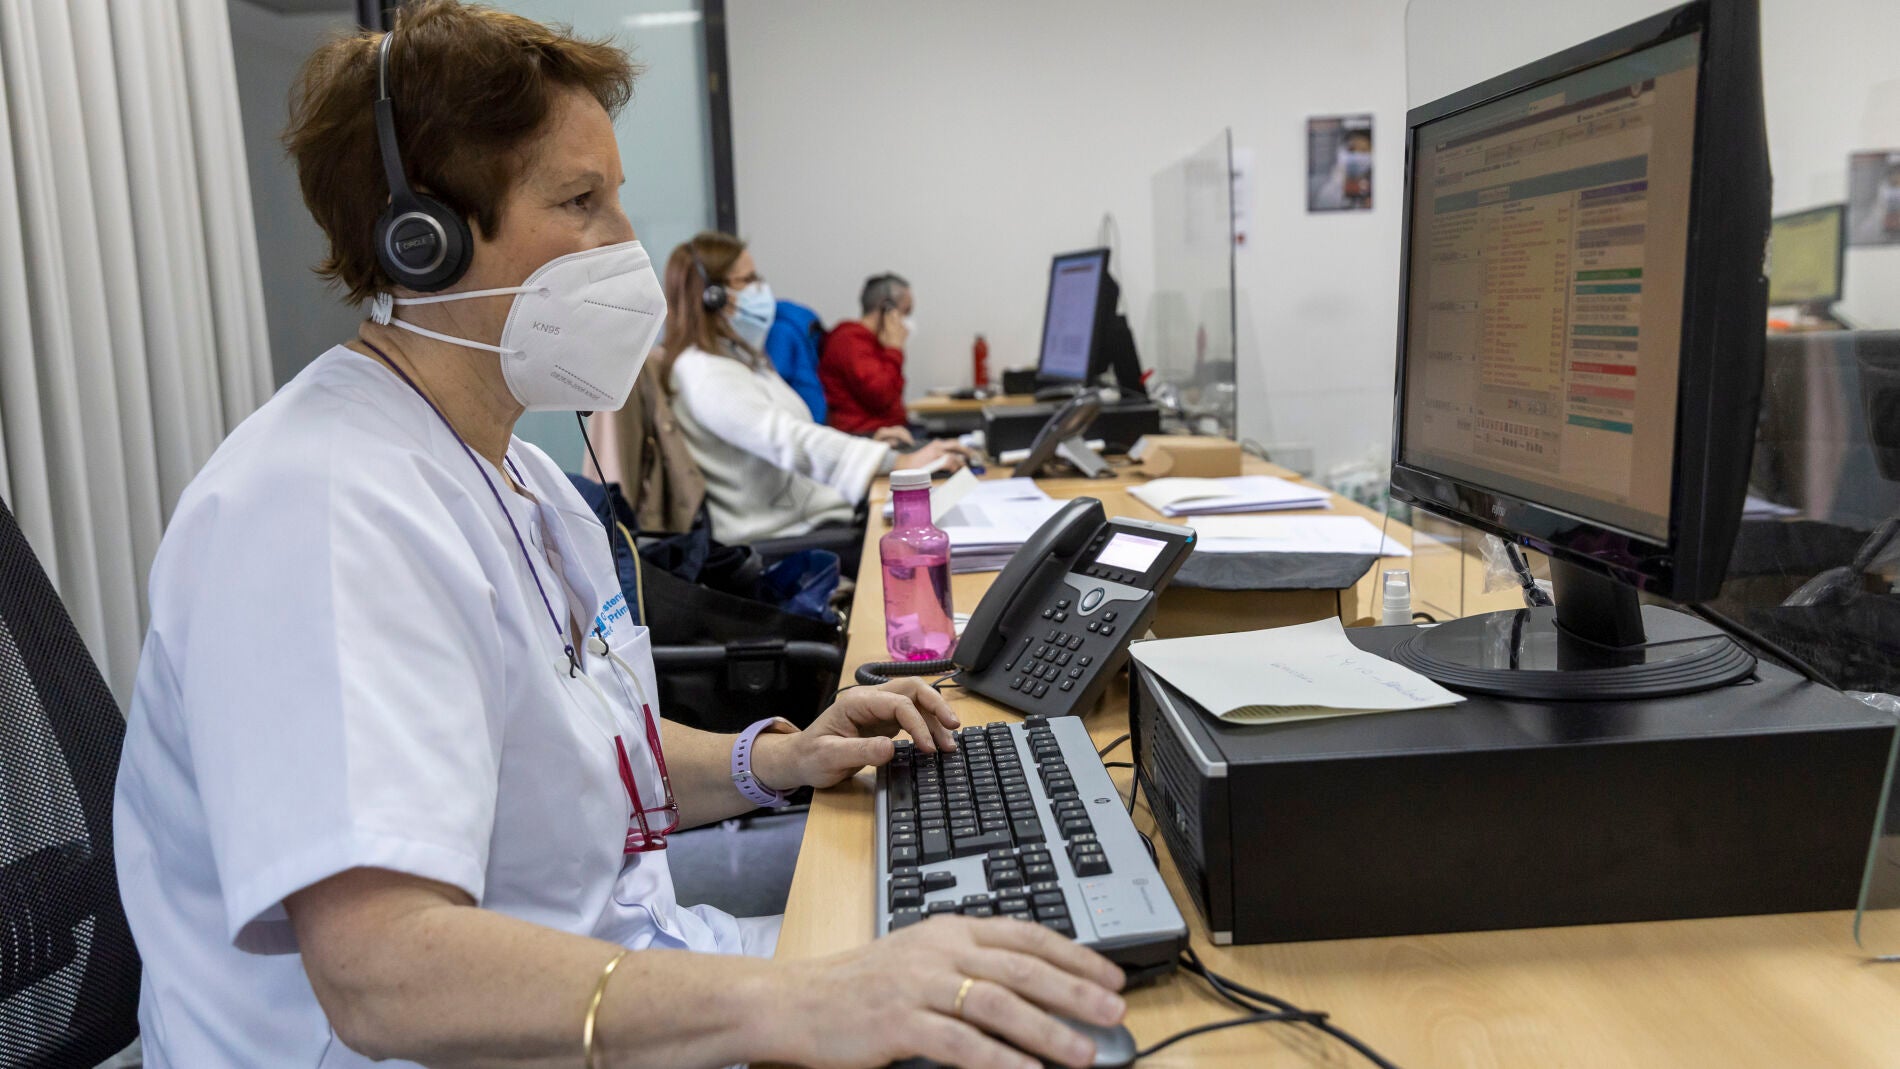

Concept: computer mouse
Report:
left=1042, top=1018, right=1138, bottom=1069
left=885, top=1019, right=1137, bottom=1069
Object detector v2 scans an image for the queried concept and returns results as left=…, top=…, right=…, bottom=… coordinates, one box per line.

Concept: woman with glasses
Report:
left=111, top=4, right=1122, bottom=1068
left=656, top=231, right=974, bottom=544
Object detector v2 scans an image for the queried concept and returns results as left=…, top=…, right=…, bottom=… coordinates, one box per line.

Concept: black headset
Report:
left=690, top=246, right=728, bottom=313
left=372, top=31, right=473, bottom=293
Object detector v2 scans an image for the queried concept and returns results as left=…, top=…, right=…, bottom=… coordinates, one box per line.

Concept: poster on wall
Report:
left=1307, top=115, right=1373, bottom=212
left=1846, top=151, right=1900, bottom=246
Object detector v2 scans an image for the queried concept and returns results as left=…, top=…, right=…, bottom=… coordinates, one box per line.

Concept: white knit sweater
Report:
left=669, top=346, right=892, bottom=543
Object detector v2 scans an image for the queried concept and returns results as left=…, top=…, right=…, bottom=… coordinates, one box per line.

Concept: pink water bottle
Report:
left=881, top=469, right=955, bottom=660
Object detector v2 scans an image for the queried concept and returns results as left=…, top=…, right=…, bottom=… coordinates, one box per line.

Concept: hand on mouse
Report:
left=761, top=915, right=1126, bottom=1069
left=898, top=439, right=977, bottom=475
left=875, top=424, right=918, bottom=448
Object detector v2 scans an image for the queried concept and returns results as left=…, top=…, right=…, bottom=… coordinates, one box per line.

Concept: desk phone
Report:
left=954, top=498, right=1194, bottom=717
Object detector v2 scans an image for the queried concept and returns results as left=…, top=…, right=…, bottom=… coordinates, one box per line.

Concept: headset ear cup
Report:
left=701, top=283, right=728, bottom=313
left=424, top=194, right=473, bottom=291
left=375, top=193, right=472, bottom=293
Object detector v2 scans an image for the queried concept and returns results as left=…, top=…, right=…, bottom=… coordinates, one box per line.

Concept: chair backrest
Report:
left=0, top=497, right=140, bottom=1066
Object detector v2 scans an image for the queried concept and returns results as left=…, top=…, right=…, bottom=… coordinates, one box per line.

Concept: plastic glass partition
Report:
left=497, top=0, right=718, bottom=469
left=1407, top=0, right=1900, bottom=957
left=1148, top=130, right=1237, bottom=439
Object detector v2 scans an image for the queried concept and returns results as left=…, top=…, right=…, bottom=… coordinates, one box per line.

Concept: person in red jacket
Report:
left=821, top=272, right=915, bottom=442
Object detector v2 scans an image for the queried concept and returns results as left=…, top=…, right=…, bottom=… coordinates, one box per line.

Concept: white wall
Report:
left=727, top=0, right=1411, bottom=475
left=226, top=0, right=366, bottom=388
left=1408, top=0, right=1900, bottom=326
left=729, top=0, right=1900, bottom=477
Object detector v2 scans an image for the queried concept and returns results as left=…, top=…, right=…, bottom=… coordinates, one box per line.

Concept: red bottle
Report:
left=972, top=334, right=989, bottom=388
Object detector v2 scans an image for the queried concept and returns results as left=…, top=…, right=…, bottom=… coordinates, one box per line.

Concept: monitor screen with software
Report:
left=1388, top=0, right=1770, bottom=699
left=1399, top=30, right=1702, bottom=544
left=1038, top=249, right=1108, bottom=382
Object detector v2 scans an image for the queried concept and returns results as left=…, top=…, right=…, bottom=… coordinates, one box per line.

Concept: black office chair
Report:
left=0, top=498, right=141, bottom=1066
left=567, top=477, right=848, bottom=735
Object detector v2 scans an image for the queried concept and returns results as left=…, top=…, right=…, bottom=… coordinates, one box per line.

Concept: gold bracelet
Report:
left=582, top=949, right=630, bottom=1069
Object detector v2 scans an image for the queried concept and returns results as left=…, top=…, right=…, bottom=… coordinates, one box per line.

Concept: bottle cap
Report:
left=1382, top=568, right=1412, bottom=605
left=890, top=468, right=932, bottom=491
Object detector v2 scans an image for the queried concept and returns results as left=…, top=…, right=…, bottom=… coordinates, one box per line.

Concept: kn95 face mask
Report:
left=370, top=240, right=667, bottom=411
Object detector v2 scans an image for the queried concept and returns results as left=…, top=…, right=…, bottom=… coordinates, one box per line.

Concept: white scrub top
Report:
left=114, top=346, right=749, bottom=1068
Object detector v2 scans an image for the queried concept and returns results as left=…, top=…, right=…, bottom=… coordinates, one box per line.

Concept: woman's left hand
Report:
left=755, top=679, right=961, bottom=791
left=873, top=425, right=917, bottom=448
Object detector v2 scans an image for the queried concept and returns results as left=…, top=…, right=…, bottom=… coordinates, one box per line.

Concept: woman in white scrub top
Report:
left=110, top=4, right=1125, bottom=1068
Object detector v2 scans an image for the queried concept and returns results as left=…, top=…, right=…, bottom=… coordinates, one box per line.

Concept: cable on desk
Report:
left=1173, top=947, right=1403, bottom=1069
left=1097, top=733, right=1130, bottom=758
left=1114, top=765, right=1396, bottom=1067
left=1134, top=1011, right=1323, bottom=1059
left=1103, top=761, right=1133, bottom=769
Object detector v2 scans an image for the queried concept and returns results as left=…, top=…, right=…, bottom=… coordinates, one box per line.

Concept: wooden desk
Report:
left=775, top=462, right=1900, bottom=1067
left=907, top=393, right=1040, bottom=417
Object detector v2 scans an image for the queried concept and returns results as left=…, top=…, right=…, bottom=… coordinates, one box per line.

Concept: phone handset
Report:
left=953, top=498, right=1104, bottom=671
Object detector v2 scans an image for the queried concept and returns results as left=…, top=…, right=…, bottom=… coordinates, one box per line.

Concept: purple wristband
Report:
left=731, top=718, right=792, bottom=807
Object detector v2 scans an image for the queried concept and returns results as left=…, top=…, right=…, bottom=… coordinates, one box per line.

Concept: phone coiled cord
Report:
left=855, top=659, right=957, bottom=686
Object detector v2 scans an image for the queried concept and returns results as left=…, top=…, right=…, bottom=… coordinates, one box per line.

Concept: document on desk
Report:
left=926, top=476, right=1066, bottom=573
left=1187, top=515, right=1411, bottom=557
left=881, top=467, right=983, bottom=522
left=1129, top=617, right=1464, bottom=724
left=1129, top=476, right=1330, bottom=517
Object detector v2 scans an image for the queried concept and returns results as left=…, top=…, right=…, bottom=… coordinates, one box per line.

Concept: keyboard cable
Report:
left=1151, top=947, right=1404, bottom=1069
left=1113, top=764, right=1403, bottom=1068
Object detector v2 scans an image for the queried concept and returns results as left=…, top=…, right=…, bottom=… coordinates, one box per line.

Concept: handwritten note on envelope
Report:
left=1128, top=617, right=1465, bottom=725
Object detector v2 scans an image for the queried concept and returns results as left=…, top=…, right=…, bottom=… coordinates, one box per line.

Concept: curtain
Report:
left=0, top=0, right=272, bottom=703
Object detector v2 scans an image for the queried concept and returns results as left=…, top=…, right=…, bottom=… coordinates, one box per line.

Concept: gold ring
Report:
left=952, top=976, right=977, bottom=1019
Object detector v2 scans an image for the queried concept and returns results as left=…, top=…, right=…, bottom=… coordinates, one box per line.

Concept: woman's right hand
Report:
left=764, top=915, right=1127, bottom=1069
left=897, top=439, right=975, bottom=474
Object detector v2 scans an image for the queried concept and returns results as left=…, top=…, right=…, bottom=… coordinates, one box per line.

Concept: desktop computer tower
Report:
left=1130, top=623, right=1897, bottom=945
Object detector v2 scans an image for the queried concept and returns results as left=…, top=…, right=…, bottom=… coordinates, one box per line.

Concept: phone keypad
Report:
left=1010, top=625, right=1092, bottom=702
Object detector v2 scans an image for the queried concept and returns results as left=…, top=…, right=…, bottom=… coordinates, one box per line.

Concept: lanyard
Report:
left=362, top=340, right=676, bottom=851
left=362, top=341, right=577, bottom=673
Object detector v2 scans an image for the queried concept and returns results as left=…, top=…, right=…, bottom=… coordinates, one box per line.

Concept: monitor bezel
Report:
left=1767, top=203, right=1847, bottom=306
left=1388, top=0, right=1768, bottom=603
left=1037, top=247, right=1112, bottom=383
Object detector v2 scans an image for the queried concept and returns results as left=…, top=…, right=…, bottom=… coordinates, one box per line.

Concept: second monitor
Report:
left=1037, top=247, right=1145, bottom=396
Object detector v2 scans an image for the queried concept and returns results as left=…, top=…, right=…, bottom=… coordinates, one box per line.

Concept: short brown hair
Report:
left=654, top=231, right=761, bottom=390
left=285, top=0, right=637, bottom=304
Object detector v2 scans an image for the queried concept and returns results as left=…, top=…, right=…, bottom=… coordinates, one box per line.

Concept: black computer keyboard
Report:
left=874, top=715, right=1187, bottom=976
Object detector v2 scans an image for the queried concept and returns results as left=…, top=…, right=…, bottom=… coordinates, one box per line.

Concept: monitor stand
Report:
left=1392, top=559, right=1756, bottom=700
left=1054, top=437, right=1112, bottom=478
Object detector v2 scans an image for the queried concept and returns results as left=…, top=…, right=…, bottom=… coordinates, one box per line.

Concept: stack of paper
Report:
left=1187, top=515, right=1411, bottom=557
left=1130, top=476, right=1329, bottom=517
left=1128, top=617, right=1463, bottom=725
left=883, top=471, right=1067, bottom=573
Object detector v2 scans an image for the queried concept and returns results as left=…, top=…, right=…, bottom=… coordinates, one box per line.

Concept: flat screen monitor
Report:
left=1038, top=249, right=1109, bottom=383
left=1388, top=0, right=1770, bottom=699
left=1767, top=204, right=1846, bottom=306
